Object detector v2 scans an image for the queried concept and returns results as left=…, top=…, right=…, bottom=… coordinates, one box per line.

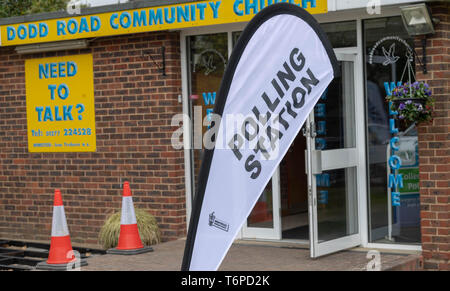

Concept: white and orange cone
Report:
left=36, top=189, right=87, bottom=270
left=107, top=182, right=153, bottom=255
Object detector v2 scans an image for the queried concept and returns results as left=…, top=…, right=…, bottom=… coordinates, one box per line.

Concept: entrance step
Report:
left=383, top=255, right=423, bottom=271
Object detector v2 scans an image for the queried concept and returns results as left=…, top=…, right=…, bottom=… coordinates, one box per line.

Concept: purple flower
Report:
left=399, top=115, right=405, bottom=119
left=399, top=103, right=406, bottom=110
left=406, top=100, right=412, bottom=105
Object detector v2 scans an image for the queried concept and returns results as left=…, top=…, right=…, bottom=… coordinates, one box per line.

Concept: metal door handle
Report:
left=302, top=122, right=317, bottom=138
left=310, top=121, right=317, bottom=138
left=302, top=127, right=309, bottom=137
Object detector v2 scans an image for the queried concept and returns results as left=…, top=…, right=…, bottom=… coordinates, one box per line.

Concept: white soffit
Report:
left=327, top=0, right=431, bottom=12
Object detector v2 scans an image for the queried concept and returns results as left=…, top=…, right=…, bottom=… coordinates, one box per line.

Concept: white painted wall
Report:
left=85, top=0, right=129, bottom=7
left=83, top=0, right=431, bottom=11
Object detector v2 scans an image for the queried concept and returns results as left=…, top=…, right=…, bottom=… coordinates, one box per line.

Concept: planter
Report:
left=391, top=98, right=427, bottom=106
left=386, top=82, right=434, bottom=125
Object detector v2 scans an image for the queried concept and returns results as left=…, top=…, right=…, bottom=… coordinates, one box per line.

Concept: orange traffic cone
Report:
left=36, top=189, right=87, bottom=270
left=107, top=182, right=153, bottom=255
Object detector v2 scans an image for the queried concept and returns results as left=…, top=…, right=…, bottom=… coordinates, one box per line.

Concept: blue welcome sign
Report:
left=385, top=81, right=403, bottom=206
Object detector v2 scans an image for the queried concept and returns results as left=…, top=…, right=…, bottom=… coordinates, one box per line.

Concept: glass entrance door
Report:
left=306, top=53, right=361, bottom=257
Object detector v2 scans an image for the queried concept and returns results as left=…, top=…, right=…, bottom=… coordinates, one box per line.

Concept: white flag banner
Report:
left=182, top=3, right=339, bottom=271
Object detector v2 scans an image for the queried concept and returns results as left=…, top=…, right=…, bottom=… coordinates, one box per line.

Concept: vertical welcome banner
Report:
left=182, top=4, right=339, bottom=271
left=25, top=54, right=96, bottom=152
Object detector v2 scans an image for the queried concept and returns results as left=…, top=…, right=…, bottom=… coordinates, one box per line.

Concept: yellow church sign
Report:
left=1, top=0, right=327, bottom=46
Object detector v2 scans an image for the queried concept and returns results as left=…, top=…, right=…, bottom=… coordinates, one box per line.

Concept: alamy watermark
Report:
left=66, top=250, right=82, bottom=271
left=171, top=107, right=281, bottom=161
left=366, top=0, right=381, bottom=15
left=366, top=250, right=381, bottom=271
left=66, top=0, right=83, bottom=15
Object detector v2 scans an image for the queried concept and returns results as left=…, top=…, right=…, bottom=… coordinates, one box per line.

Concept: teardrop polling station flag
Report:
left=181, top=3, right=339, bottom=271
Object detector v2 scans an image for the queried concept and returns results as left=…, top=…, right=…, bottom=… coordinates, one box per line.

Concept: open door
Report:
left=306, top=53, right=361, bottom=258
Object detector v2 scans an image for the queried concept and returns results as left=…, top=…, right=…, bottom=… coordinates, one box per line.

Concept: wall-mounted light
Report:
left=400, top=3, right=436, bottom=36
left=15, top=40, right=88, bottom=54
left=400, top=3, right=439, bottom=74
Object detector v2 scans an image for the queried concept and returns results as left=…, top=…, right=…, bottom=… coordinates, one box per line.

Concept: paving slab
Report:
left=81, top=239, right=421, bottom=271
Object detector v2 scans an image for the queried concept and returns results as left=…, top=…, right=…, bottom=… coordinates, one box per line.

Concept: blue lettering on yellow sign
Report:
left=29, top=24, right=38, bottom=38
left=56, top=16, right=100, bottom=36
left=109, top=1, right=221, bottom=29
left=134, top=11, right=147, bottom=27
left=34, top=61, right=83, bottom=123
left=4, top=1, right=325, bottom=45
left=39, top=61, right=77, bottom=79
left=10, top=23, right=47, bottom=40
left=26, top=54, right=95, bottom=152
left=234, top=0, right=317, bottom=16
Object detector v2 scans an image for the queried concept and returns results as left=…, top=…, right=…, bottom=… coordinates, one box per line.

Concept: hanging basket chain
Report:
left=399, top=50, right=417, bottom=99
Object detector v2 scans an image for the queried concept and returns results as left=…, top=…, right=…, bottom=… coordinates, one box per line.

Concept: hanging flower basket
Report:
left=391, top=97, right=427, bottom=106
left=386, top=81, right=434, bottom=125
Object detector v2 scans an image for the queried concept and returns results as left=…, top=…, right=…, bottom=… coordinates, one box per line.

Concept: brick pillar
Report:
left=415, top=2, right=449, bottom=271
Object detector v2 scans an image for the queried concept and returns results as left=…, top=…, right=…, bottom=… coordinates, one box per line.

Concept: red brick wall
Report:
left=0, top=31, right=186, bottom=247
left=415, top=2, right=449, bottom=271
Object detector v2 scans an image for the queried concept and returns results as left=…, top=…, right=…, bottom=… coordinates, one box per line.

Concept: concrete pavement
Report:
left=81, top=239, right=422, bottom=271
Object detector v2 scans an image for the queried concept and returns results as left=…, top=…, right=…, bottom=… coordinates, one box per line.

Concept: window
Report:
left=187, top=33, right=228, bottom=193
left=364, top=17, right=421, bottom=245
left=322, top=21, right=357, bottom=48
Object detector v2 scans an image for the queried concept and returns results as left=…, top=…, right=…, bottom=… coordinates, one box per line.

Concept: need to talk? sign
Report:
left=25, top=54, right=96, bottom=152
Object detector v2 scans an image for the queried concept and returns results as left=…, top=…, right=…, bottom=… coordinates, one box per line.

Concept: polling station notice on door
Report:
left=25, top=54, right=96, bottom=152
